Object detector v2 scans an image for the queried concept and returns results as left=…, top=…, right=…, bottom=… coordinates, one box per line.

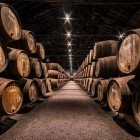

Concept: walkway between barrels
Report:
left=0, top=81, right=138, bottom=140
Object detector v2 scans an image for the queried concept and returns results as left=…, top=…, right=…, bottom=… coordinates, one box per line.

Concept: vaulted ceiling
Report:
left=3, top=0, right=140, bottom=72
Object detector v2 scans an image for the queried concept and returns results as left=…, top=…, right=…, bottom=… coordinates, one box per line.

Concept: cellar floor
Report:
left=0, top=81, right=139, bottom=140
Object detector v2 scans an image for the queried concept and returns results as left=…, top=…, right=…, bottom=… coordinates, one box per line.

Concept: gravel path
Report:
left=0, top=81, right=139, bottom=140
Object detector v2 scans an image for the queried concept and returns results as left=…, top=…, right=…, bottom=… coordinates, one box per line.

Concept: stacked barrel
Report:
left=47, top=63, right=69, bottom=90
left=0, top=2, right=69, bottom=118
left=0, top=3, right=24, bottom=116
left=74, top=28, right=140, bottom=129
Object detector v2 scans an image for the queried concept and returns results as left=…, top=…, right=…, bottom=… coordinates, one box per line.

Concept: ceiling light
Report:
left=118, top=32, right=125, bottom=39
left=66, top=31, right=71, bottom=38
left=65, top=13, right=71, bottom=23
left=62, top=13, right=73, bottom=24
left=68, top=42, right=72, bottom=46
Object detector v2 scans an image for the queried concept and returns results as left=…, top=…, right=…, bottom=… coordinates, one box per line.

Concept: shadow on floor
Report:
left=0, top=118, right=17, bottom=135
left=91, top=97, right=140, bottom=136
left=18, top=104, right=36, bottom=114
left=113, top=115, right=140, bottom=137
left=35, top=98, right=44, bottom=103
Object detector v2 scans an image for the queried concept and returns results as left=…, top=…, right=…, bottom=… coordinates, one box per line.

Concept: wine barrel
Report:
left=36, top=43, right=45, bottom=59
left=95, top=56, right=118, bottom=78
left=49, top=78, right=58, bottom=90
left=0, top=41, right=8, bottom=73
left=87, top=78, right=93, bottom=93
left=18, top=78, right=38, bottom=103
left=133, top=82, right=140, bottom=127
left=45, top=78, right=52, bottom=93
left=107, top=75, right=136, bottom=113
left=117, top=29, right=140, bottom=75
left=0, top=78, right=23, bottom=115
left=30, top=57, right=42, bottom=78
left=34, top=78, right=47, bottom=96
left=41, top=62, right=48, bottom=78
left=89, top=62, right=96, bottom=78
left=87, top=65, right=91, bottom=78
left=7, top=30, right=37, bottom=55
left=82, top=69, right=85, bottom=78
left=90, top=78, right=102, bottom=98
left=97, top=79, right=110, bottom=102
left=85, top=78, right=90, bottom=91
left=85, top=67, right=88, bottom=78
left=48, top=70, right=59, bottom=79
left=57, top=79, right=61, bottom=88
left=3, top=48, right=30, bottom=78
left=93, top=40, right=118, bottom=59
left=83, top=79, right=86, bottom=90
left=88, top=50, right=94, bottom=64
left=86, top=56, right=89, bottom=66
left=0, top=3, right=21, bottom=42
left=46, top=63, right=60, bottom=71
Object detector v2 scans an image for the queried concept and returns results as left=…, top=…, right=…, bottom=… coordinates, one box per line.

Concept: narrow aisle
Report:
left=0, top=81, right=137, bottom=140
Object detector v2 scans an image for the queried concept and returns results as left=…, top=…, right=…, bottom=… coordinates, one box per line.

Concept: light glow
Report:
left=66, top=31, right=71, bottom=38
left=68, top=42, right=72, bottom=46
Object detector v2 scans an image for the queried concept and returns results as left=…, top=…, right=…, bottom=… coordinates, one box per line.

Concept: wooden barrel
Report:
left=0, top=78, right=23, bottom=115
left=83, top=79, right=86, bottom=89
left=82, top=69, right=85, bottom=78
left=30, top=58, right=42, bottom=78
left=49, top=78, right=58, bottom=90
left=7, top=30, right=37, bottom=54
left=48, top=70, right=59, bottom=79
left=45, top=78, right=52, bottom=93
left=57, top=79, right=61, bottom=88
left=46, top=63, right=60, bottom=71
left=90, top=78, right=102, bottom=97
left=58, top=79, right=66, bottom=88
left=107, top=75, right=136, bottom=113
left=3, top=48, right=30, bottom=78
left=87, top=78, right=93, bottom=93
left=85, top=78, right=90, bottom=91
left=85, top=67, right=88, bottom=78
left=58, top=72, right=62, bottom=79
left=89, top=62, right=96, bottom=78
left=88, top=50, right=94, bottom=64
left=86, top=56, right=89, bottom=66
left=0, top=3, right=21, bottom=42
left=133, top=82, right=140, bottom=127
left=34, top=78, right=47, bottom=96
left=93, top=40, right=118, bottom=59
left=97, top=79, right=110, bottom=102
left=41, top=62, right=48, bottom=78
left=95, top=56, right=118, bottom=78
left=87, top=65, right=91, bottom=78
left=117, top=29, right=140, bottom=75
left=36, top=43, right=45, bottom=59
left=0, top=41, right=8, bottom=73
left=18, top=78, right=38, bottom=103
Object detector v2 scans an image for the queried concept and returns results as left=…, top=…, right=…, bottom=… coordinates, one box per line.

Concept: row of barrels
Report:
left=47, top=63, right=69, bottom=76
left=0, top=47, right=47, bottom=79
left=76, top=28, right=140, bottom=78
left=75, top=75, right=140, bottom=128
left=0, top=2, right=69, bottom=118
left=0, top=69, right=69, bottom=116
left=74, top=28, right=140, bottom=129
left=0, top=2, right=49, bottom=117
left=0, top=77, right=52, bottom=115
left=47, top=63, right=70, bottom=90
left=0, top=2, right=46, bottom=74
